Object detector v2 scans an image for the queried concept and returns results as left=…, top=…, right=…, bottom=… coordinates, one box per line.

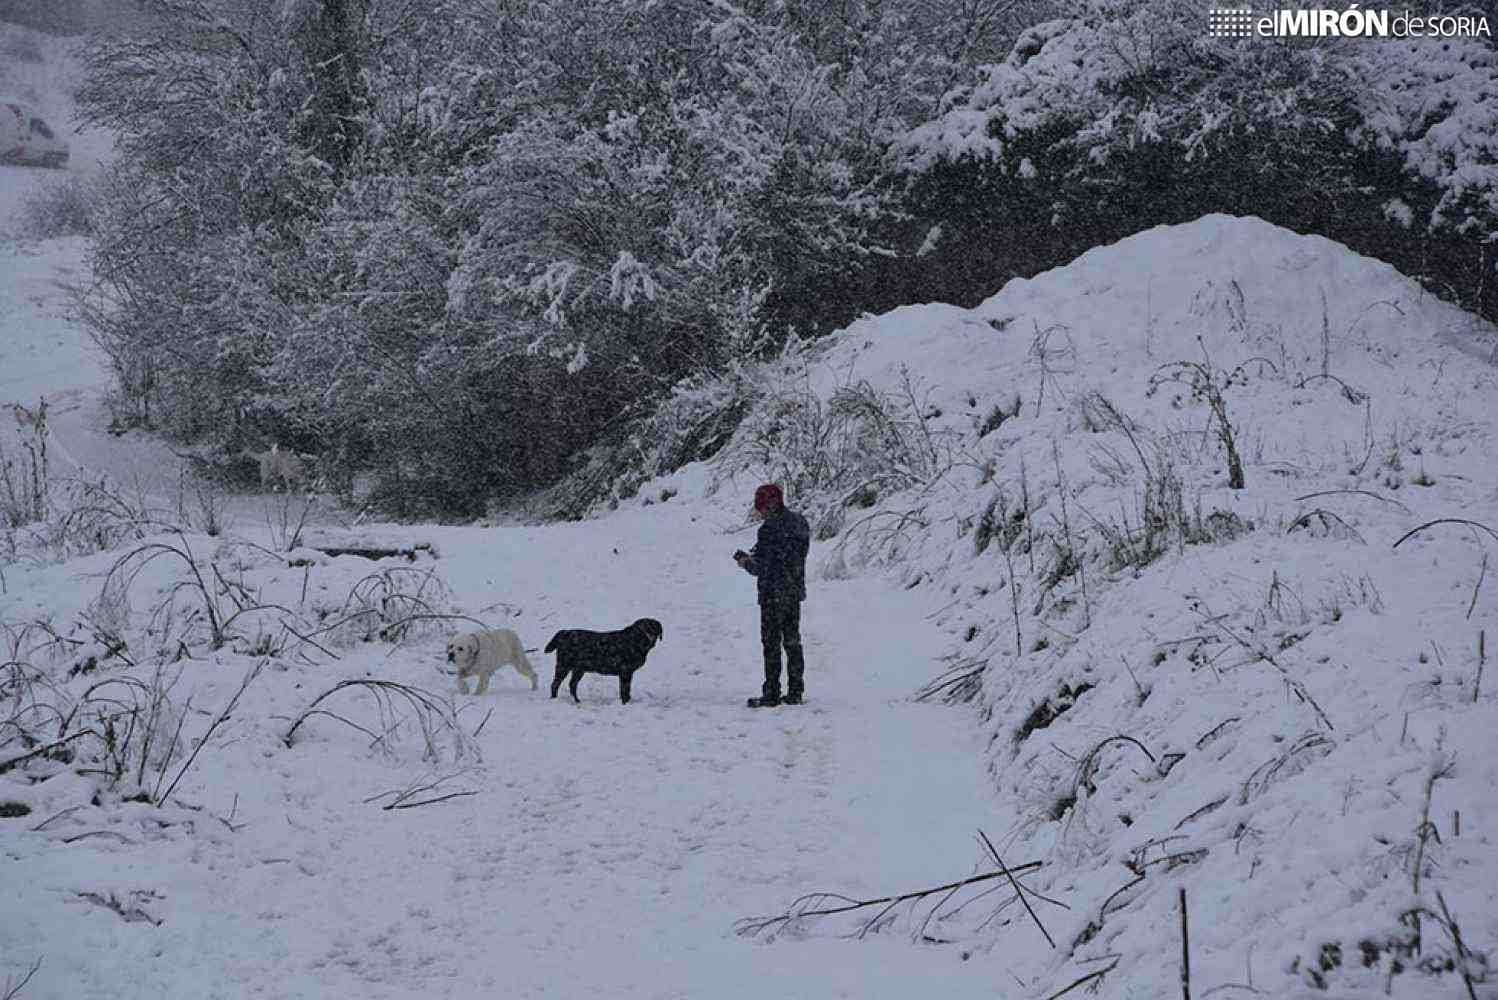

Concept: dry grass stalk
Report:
left=157, top=660, right=264, bottom=808
left=1193, top=599, right=1333, bottom=731
left=1391, top=518, right=1498, bottom=550
left=1469, top=555, right=1488, bottom=620
left=283, top=678, right=473, bottom=762
left=1074, top=734, right=1157, bottom=799
left=1434, top=891, right=1480, bottom=1000
left=1411, top=759, right=1453, bottom=896
left=1180, top=887, right=1192, bottom=1000
left=1043, top=958, right=1120, bottom=1000
left=1475, top=630, right=1486, bottom=704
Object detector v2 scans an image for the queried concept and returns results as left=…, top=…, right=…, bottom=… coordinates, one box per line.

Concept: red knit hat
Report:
left=753, top=483, right=784, bottom=512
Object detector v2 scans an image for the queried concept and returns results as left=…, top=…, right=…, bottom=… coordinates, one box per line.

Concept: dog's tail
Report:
left=543, top=631, right=562, bottom=654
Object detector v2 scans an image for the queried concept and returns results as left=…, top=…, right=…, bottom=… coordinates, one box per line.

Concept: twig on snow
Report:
left=1, top=957, right=41, bottom=1000
left=364, top=771, right=478, bottom=811
left=978, top=828, right=1054, bottom=948
left=733, top=859, right=1043, bottom=940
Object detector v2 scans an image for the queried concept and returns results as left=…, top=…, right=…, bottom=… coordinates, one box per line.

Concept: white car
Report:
left=0, top=100, right=69, bottom=168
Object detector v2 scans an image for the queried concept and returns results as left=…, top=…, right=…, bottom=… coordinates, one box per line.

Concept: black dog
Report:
left=545, top=618, right=664, bottom=704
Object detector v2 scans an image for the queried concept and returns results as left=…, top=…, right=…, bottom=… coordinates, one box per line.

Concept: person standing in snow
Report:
left=733, top=484, right=811, bottom=708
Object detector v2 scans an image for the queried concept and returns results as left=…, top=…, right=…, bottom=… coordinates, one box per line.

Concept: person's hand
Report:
left=733, top=549, right=749, bottom=565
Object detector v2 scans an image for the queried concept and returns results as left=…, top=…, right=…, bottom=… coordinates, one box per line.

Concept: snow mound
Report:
left=671, top=213, right=1498, bottom=997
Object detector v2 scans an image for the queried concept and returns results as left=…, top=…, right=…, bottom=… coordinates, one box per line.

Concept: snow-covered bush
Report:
left=15, top=172, right=100, bottom=240
left=73, top=0, right=964, bottom=515
left=895, top=0, right=1498, bottom=323
left=1362, top=35, right=1498, bottom=235
left=76, top=7, right=337, bottom=442
left=710, top=358, right=964, bottom=543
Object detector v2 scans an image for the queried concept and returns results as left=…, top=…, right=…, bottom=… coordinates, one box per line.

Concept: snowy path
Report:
left=8, top=508, right=1025, bottom=1000
left=4, top=73, right=1020, bottom=996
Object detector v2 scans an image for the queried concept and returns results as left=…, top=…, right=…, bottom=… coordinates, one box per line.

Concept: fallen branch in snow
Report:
left=979, top=828, right=1054, bottom=949
left=733, top=859, right=1043, bottom=941
left=364, top=771, right=478, bottom=811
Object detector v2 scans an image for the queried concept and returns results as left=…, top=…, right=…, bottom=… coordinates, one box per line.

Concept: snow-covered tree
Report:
left=894, top=0, right=1498, bottom=318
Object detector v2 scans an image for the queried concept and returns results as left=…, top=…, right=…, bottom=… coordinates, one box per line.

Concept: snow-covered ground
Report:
left=3, top=19, right=1498, bottom=1000
left=1, top=502, right=1017, bottom=1000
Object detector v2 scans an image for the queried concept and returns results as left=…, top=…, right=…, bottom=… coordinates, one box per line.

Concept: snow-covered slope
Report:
left=657, top=213, right=1498, bottom=996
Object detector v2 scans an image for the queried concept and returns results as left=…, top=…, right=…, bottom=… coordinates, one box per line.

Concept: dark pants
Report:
left=759, top=597, right=804, bottom=700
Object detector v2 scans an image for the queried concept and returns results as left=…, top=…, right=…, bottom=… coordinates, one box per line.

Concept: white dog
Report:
left=256, top=444, right=309, bottom=491
left=446, top=629, right=538, bottom=694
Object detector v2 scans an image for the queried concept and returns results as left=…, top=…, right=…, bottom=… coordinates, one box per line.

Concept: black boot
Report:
left=747, top=695, right=781, bottom=708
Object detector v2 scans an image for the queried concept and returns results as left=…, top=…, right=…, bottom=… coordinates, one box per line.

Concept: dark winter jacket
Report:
left=743, top=508, right=811, bottom=604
